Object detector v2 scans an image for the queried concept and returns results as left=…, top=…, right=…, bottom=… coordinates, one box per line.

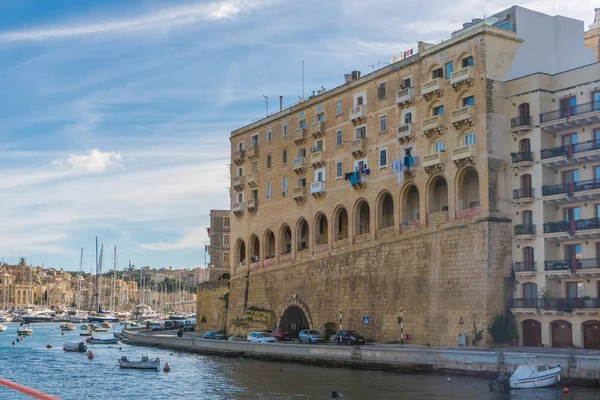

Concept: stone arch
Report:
left=263, top=230, right=275, bottom=260
left=249, top=234, right=260, bottom=262
left=427, top=99, right=444, bottom=116
left=277, top=298, right=313, bottom=332
left=455, top=89, right=475, bottom=108
left=296, top=218, right=309, bottom=251
left=354, top=199, right=371, bottom=235
left=235, top=238, right=246, bottom=267
left=377, top=190, right=394, bottom=229
left=334, top=206, right=349, bottom=241
left=401, top=184, right=420, bottom=224
left=582, top=320, right=600, bottom=349
left=280, top=224, right=292, bottom=255
left=456, top=127, right=476, bottom=147
left=427, top=174, right=448, bottom=213
left=428, top=63, right=443, bottom=79
left=522, top=319, right=542, bottom=347
left=314, top=213, right=328, bottom=245
left=550, top=319, right=573, bottom=348
left=457, top=52, right=474, bottom=67
left=217, top=272, right=230, bottom=281
left=455, top=166, right=480, bottom=210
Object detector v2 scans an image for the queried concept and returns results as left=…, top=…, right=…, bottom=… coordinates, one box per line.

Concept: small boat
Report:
left=80, top=332, right=92, bottom=337
left=63, top=341, right=88, bottom=352
left=101, top=321, right=113, bottom=329
left=509, top=362, right=562, bottom=389
left=118, top=355, right=160, bottom=370
left=17, top=324, right=33, bottom=336
left=80, top=324, right=90, bottom=330
left=87, top=337, right=119, bottom=345
left=0, top=324, right=7, bottom=332
left=60, top=323, right=77, bottom=331
left=91, top=324, right=108, bottom=332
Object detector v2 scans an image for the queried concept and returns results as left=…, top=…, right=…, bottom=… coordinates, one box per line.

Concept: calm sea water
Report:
left=1, top=323, right=600, bottom=399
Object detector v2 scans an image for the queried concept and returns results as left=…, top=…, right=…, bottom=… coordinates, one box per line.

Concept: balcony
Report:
left=421, top=78, right=442, bottom=99
left=293, top=128, right=307, bottom=144
left=450, top=66, right=474, bottom=88
left=512, top=188, right=534, bottom=203
left=351, top=138, right=366, bottom=156
left=543, top=218, right=600, bottom=241
left=511, top=297, right=600, bottom=312
left=310, top=181, right=326, bottom=197
left=396, top=87, right=415, bottom=107
left=451, top=106, right=475, bottom=128
left=514, top=224, right=536, bottom=240
left=293, top=157, right=306, bottom=173
left=541, top=179, right=600, bottom=204
left=232, top=150, right=245, bottom=165
left=513, top=261, right=536, bottom=274
left=349, top=105, right=367, bottom=123
left=451, top=144, right=476, bottom=166
left=422, top=151, right=446, bottom=173
left=397, top=123, right=414, bottom=143
left=311, top=121, right=325, bottom=138
left=510, top=115, right=533, bottom=133
left=311, top=150, right=325, bottom=167
left=246, top=173, right=257, bottom=187
left=232, top=176, right=245, bottom=191
left=540, top=101, right=600, bottom=132
left=540, top=140, right=600, bottom=168
left=545, top=258, right=600, bottom=278
left=247, top=198, right=258, bottom=212
left=511, top=151, right=534, bottom=168
left=232, top=202, right=245, bottom=216
left=293, top=186, right=307, bottom=202
left=421, top=115, right=445, bottom=137
left=346, top=171, right=367, bottom=188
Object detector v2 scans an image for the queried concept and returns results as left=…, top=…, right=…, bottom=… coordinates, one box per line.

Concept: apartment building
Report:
left=226, top=7, right=596, bottom=345
left=206, top=210, right=231, bottom=281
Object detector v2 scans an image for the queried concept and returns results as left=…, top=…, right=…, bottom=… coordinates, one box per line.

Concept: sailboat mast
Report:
left=112, top=246, right=116, bottom=312
left=77, top=248, right=83, bottom=311
left=98, top=244, right=104, bottom=312
left=95, top=237, right=99, bottom=312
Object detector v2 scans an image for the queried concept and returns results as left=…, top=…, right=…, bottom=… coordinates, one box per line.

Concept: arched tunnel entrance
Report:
left=279, top=306, right=309, bottom=335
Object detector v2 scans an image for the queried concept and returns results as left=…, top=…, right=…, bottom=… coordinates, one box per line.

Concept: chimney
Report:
left=344, top=73, right=352, bottom=83
left=279, top=96, right=283, bottom=111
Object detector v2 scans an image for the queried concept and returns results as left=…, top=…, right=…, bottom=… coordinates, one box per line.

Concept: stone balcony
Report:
left=450, top=66, right=474, bottom=88
left=396, top=87, right=415, bottom=107
left=451, top=106, right=474, bottom=128
left=451, top=144, right=476, bottom=166
left=247, top=145, right=259, bottom=160
left=293, top=128, right=307, bottom=144
left=310, top=181, right=326, bottom=197
left=232, top=176, right=245, bottom=191
left=397, top=123, right=414, bottom=143
left=422, top=151, right=446, bottom=173
left=421, top=77, right=442, bottom=99
left=247, top=198, right=258, bottom=212
left=232, top=202, right=245, bottom=216
left=311, top=121, right=325, bottom=138
left=293, top=186, right=307, bottom=202
left=510, top=115, right=533, bottom=133
left=349, top=105, right=367, bottom=123
left=293, top=157, right=306, bottom=173
left=232, top=150, right=245, bottom=165
left=311, top=151, right=325, bottom=167
left=351, top=138, right=366, bottom=157
left=246, top=173, right=257, bottom=187
left=422, top=115, right=445, bottom=137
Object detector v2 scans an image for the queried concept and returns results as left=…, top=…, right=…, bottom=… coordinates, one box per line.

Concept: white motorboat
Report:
left=509, top=362, right=562, bottom=389
left=118, top=355, right=160, bottom=370
left=91, top=324, right=108, bottom=332
left=22, top=309, right=55, bottom=323
left=0, top=314, right=12, bottom=323
left=60, top=323, right=77, bottom=331
left=17, top=324, right=33, bottom=336
left=63, top=341, right=88, bottom=352
left=0, top=324, right=7, bottom=332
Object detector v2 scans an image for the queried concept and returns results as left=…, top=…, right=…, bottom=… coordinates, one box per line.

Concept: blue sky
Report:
left=0, top=0, right=594, bottom=272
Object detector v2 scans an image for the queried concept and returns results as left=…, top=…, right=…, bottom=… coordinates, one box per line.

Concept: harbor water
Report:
left=1, top=323, right=600, bottom=399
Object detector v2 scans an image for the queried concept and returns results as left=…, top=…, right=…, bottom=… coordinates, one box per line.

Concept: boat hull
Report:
left=17, top=329, right=33, bottom=336
left=63, top=341, right=88, bottom=352
left=88, top=338, right=119, bottom=344
left=0, top=325, right=7, bottom=332
left=88, top=316, right=119, bottom=323
left=510, top=368, right=562, bottom=389
left=118, top=359, right=160, bottom=370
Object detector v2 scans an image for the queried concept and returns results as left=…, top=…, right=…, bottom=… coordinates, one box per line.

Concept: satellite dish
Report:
left=310, top=147, right=317, bottom=153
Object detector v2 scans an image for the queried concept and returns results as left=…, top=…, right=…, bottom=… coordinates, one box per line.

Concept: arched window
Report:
left=523, top=247, right=535, bottom=272
left=264, top=230, right=275, bottom=259
left=519, top=174, right=533, bottom=198
left=457, top=167, right=479, bottom=210
left=235, top=239, right=246, bottom=267
left=378, top=192, right=394, bottom=229
left=403, top=185, right=420, bottom=224
left=249, top=235, right=260, bottom=263
left=315, top=214, right=328, bottom=245
left=297, top=219, right=309, bottom=251
left=355, top=201, right=371, bottom=234
left=429, top=176, right=448, bottom=213
left=334, top=207, right=348, bottom=240
left=280, top=225, right=292, bottom=255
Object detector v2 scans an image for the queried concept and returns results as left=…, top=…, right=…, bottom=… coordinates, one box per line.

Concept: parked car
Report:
left=247, top=332, right=277, bottom=343
left=335, top=330, right=365, bottom=346
left=203, top=331, right=227, bottom=340
left=150, top=322, right=164, bottom=331
left=298, top=329, right=325, bottom=344
left=271, top=328, right=293, bottom=341
left=183, top=322, right=196, bottom=332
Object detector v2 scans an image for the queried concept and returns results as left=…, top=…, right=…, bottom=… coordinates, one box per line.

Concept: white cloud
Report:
left=140, top=227, right=209, bottom=251
left=53, top=149, right=123, bottom=172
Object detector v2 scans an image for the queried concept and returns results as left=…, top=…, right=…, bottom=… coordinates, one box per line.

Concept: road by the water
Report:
left=1, top=323, right=600, bottom=399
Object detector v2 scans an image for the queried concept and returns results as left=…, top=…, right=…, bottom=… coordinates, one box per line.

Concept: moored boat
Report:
left=91, top=324, right=108, bottom=332
left=80, top=323, right=90, bottom=331
left=86, top=336, right=119, bottom=344
left=63, top=341, right=88, bottom=352
left=17, top=323, right=33, bottom=336
left=0, top=324, right=7, bottom=332
left=509, top=363, right=562, bottom=389
left=60, top=323, right=77, bottom=331
left=80, top=332, right=92, bottom=337
left=118, top=355, right=160, bottom=370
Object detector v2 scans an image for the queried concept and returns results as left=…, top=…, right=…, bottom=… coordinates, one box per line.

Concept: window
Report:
left=462, top=56, right=474, bottom=68
left=356, top=96, right=364, bottom=106
left=267, top=127, right=272, bottom=142
left=223, top=235, right=230, bottom=245
left=378, top=82, right=386, bottom=99
left=251, top=189, right=258, bottom=200
left=564, top=206, right=581, bottom=221
left=316, top=112, right=325, bottom=122
left=266, top=155, right=272, bottom=169
left=299, top=120, right=307, bottom=129
left=464, top=132, right=476, bottom=145
left=315, top=167, right=325, bottom=182
left=562, top=132, right=578, bottom=146
left=282, top=178, right=288, bottom=196
left=445, top=62, right=453, bottom=80
left=336, top=130, right=342, bottom=146
left=336, top=162, right=343, bottom=178
left=251, top=161, right=258, bottom=172
left=354, top=158, right=368, bottom=172
left=355, top=126, right=367, bottom=139
left=462, top=96, right=475, bottom=107
left=298, top=177, right=306, bottom=187
left=223, top=253, right=230, bottom=264
left=266, top=182, right=272, bottom=199
left=433, top=105, right=444, bottom=116
left=432, top=67, right=443, bottom=79
left=237, top=167, right=243, bottom=177
left=403, top=77, right=412, bottom=88
left=594, top=90, right=600, bottom=111
left=223, top=217, right=230, bottom=228
left=379, top=148, right=387, bottom=168
left=298, top=148, right=306, bottom=158
left=434, top=141, right=445, bottom=153
left=380, top=115, right=387, bottom=132
left=404, top=111, right=412, bottom=124
left=238, top=141, right=244, bottom=151
left=237, top=192, right=243, bottom=203
left=595, top=165, right=600, bottom=181
left=283, top=122, right=288, bottom=137
left=562, top=169, right=579, bottom=185
left=560, top=96, right=577, bottom=118
left=251, top=134, right=259, bottom=147
left=315, top=139, right=323, bottom=152
left=336, top=100, right=343, bottom=115
left=282, top=149, right=287, bottom=164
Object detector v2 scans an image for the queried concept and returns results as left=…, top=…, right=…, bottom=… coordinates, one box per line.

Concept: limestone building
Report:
left=226, top=7, right=595, bottom=345
left=207, top=209, right=231, bottom=281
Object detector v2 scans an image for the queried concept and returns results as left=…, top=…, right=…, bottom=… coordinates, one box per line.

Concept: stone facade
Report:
left=196, top=281, right=228, bottom=332
left=585, top=9, right=600, bottom=63
left=207, top=209, right=231, bottom=281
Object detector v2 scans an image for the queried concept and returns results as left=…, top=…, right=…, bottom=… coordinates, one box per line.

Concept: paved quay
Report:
left=121, top=329, right=600, bottom=386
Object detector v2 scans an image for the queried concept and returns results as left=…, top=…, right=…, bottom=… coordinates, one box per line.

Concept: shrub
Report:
left=487, top=312, right=516, bottom=345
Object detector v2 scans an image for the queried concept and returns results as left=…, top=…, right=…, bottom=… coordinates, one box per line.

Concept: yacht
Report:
left=0, top=314, right=12, bottom=323
left=134, top=305, right=160, bottom=321
left=17, top=323, right=33, bottom=336
left=22, top=309, right=56, bottom=323
left=67, top=310, right=89, bottom=323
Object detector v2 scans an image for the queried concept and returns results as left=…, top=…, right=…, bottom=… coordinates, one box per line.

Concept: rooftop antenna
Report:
left=369, top=64, right=375, bottom=72
left=262, top=95, right=268, bottom=116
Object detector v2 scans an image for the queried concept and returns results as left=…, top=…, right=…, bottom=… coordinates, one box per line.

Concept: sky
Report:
left=0, top=0, right=595, bottom=272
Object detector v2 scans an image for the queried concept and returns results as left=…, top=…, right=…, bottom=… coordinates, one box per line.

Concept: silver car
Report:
left=247, top=332, right=277, bottom=343
left=298, top=329, right=325, bottom=343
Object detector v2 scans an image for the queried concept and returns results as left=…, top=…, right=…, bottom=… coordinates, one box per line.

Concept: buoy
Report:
left=11, top=341, right=15, bottom=345
left=87, top=351, right=93, bottom=360
left=20, top=337, right=23, bottom=341
left=163, top=362, right=170, bottom=372
left=61, top=332, right=64, bottom=336
left=447, top=378, right=451, bottom=383
left=119, top=347, right=122, bottom=350
left=564, top=387, right=569, bottom=394
left=46, top=344, right=52, bottom=349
